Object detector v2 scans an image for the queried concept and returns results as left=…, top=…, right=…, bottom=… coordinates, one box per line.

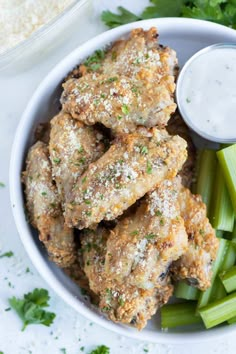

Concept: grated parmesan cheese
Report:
left=0, top=0, right=74, bottom=54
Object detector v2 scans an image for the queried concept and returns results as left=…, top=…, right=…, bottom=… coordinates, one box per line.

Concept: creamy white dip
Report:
left=177, top=45, right=236, bottom=141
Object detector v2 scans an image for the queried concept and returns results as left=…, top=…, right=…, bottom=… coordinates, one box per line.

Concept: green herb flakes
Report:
left=53, top=157, right=61, bottom=164
left=121, top=104, right=129, bottom=115
left=145, top=233, right=156, bottom=240
left=0, top=251, right=14, bottom=259
left=0, top=182, right=5, bottom=188
left=146, top=161, right=152, bottom=174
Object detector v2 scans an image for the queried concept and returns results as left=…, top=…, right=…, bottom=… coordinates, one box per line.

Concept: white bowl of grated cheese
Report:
left=0, top=0, right=88, bottom=72
left=10, top=18, right=236, bottom=343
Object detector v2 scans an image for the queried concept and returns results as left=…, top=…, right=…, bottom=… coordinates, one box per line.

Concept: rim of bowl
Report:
left=176, top=43, right=236, bottom=143
left=9, top=18, right=236, bottom=343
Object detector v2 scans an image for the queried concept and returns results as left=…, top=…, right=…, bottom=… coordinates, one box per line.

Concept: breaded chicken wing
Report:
left=79, top=27, right=178, bottom=84
left=171, top=186, right=219, bottom=290
left=81, top=227, right=173, bottom=330
left=49, top=111, right=105, bottom=205
left=22, top=141, right=76, bottom=268
left=61, top=73, right=176, bottom=134
left=105, top=178, right=188, bottom=290
left=65, top=129, right=187, bottom=229
left=61, top=27, right=177, bottom=134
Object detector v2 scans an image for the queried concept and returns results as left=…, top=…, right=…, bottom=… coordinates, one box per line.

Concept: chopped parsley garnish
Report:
left=84, top=49, right=105, bottom=71
left=89, top=345, right=110, bottom=354
left=82, top=177, right=87, bottom=184
left=80, top=347, right=85, bottom=352
left=145, top=233, right=156, bottom=240
left=117, top=115, right=122, bottom=120
left=107, top=76, right=118, bottom=83
left=85, top=211, right=92, bottom=216
left=146, top=161, right=152, bottom=174
left=0, top=251, right=14, bottom=259
left=84, top=200, right=91, bottom=205
left=102, top=306, right=110, bottom=312
left=143, top=349, right=149, bottom=353
left=100, top=194, right=104, bottom=200
left=41, top=192, right=47, bottom=196
left=100, top=93, right=106, bottom=99
left=121, top=104, right=129, bottom=115
left=130, top=230, right=139, bottom=236
left=160, top=219, right=165, bottom=226
left=60, top=349, right=67, bottom=354
left=101, top=1, right=236, bottom=31
left=9, top=288, right=56, bottom=331
left=186, top=97, right=191, bottom=103
left=79, top=157, right=86, bottom=165
left=140, top=145, right=148, bottom=155
left=53, top=157, right=61, bottom=164
left=199, top=229, right=205, bottom=236
left=118, top=296, right=124, bottom=306
left=78, top=147, right=84, bottom=153
left=0, top=182, right=5, bottom=188
left=155, top=210, right=162, bottom=216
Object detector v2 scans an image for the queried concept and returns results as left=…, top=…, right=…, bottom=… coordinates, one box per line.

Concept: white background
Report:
left=0, top=0, right=235, bottom=353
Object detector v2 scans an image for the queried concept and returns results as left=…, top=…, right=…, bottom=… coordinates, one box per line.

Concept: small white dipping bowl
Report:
left=176, top=43, right=236, bottom=143
left=10, top=18, right=236, bottom=343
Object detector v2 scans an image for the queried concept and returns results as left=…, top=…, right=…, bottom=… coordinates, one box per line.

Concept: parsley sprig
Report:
left=9, top=288, right=56, bottom=331
left=101, top=1, right=236, bottom=29
left=89, top=345, right=110, bottom=354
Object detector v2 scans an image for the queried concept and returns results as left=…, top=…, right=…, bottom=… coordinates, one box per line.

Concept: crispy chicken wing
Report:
left=171, top=186, right=219, bottom=290
left=49, top=111, right=105, bottom=205
left=81, top=227, right=173, bottom=330
left=105, top=177, right=188, bottom=289
left=79, top=27, right=178, bottom=84
left=61, top=27, right=177, bottom=134
left=61, top=74, right=176, bottom=134
left=64, top=129, right=187, bottom=229
left=22, top=141, right=76, bottom=268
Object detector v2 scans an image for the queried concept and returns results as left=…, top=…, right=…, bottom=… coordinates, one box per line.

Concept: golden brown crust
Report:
left=61, top=27, right=178, bottom=134
left=64, top=129, right=187, bottom=229
left=105, top=177, right=188, bottom=289
left=81, top=227, right=173, bottom=330
left=22, top=141, right=76, bottom=268
left=171, top=186, right=219, bottom=290
left=49, top=111, right=105, bottom=206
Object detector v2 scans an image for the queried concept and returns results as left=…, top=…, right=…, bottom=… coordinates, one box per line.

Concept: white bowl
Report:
left=10, top=18, right=236, bottom=343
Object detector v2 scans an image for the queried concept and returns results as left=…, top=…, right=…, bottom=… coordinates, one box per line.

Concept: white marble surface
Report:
left=0, top=1, right=235, bottom=353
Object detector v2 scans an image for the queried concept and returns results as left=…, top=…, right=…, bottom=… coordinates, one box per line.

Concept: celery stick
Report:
left=231, top=223, right=236, bottom=249
left=197, top=239, right=229, bottom=310
left=210, top=163, right=234, bottom=232
left=194, top=150, right=216, bottom=214
left=220, top=243, right=236, bottom=271
left=210, top=276, right=227, bottom=302
left=216, top=230, right=224, bottom=238
left=199, top=292, right=236, bottom=329
left=174, top=281, right=199, bottom=300
left=161, top=302, right=202, bottom=329
left=217, top=144, right=236, bottom=214
left=228, top=316, right=236, bottom=324
left=220, top=266, right=236, bottom=293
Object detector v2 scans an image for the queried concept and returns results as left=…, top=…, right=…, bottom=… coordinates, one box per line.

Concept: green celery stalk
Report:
left=210, top=163, right=234, bottom=232
left=197, top=239, right=229, bottom=310
left=220, top=243, right=236, bottom=271
left=210, top=276, right=227, bottom=302
left=228, top=316, right=236, bottom=324
left=194, top=150, right=216, bottom=214
left=199, top=292, right=236, bottom=329
left=216, top=230, right=224, bottom=238
left=220, top=265, right=236, bottom=293
left=161, top=302, right=202, bottom=329
left=231, top=223, right=236, bottom=249
left=217, top=145, right=236, bottom=214
left=174, top=281, right=199, bottom=300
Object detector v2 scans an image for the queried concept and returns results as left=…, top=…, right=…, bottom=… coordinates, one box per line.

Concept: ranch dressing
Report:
left=177, top=45, right=236, bottom=142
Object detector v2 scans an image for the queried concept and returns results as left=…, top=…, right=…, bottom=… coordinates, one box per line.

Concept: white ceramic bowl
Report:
left=10, top=18, right=236, bottom=343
